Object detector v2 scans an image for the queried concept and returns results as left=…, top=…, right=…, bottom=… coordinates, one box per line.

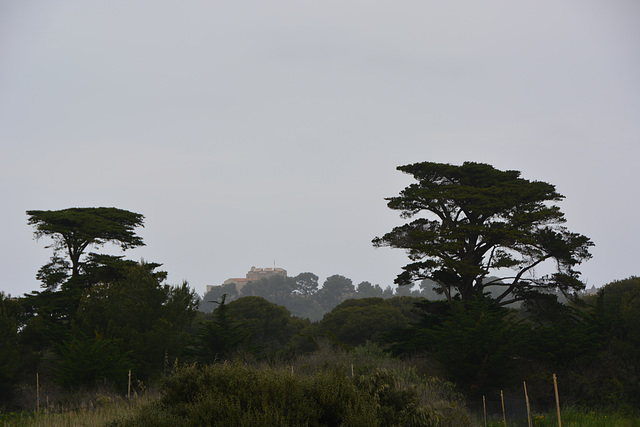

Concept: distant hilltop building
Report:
left=207, top=266, right=287, bottom=294
left=584, top=285, right=598, bottom=295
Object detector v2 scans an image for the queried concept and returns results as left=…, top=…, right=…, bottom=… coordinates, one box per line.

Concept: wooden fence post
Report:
left=36, top=372, right=40, bottom=413
left=553, top=373, right=562, bottom=427
left=483, top=395, right=487, bottom=427
left=524, top=381, right=532, bottom=427
left=501, top=390, right=507, bottom=427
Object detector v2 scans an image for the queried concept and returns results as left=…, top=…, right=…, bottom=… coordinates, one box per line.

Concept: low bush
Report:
left=111, top=359, right=474, bottom=426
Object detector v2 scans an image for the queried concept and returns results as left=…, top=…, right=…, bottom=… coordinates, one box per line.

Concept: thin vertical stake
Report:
left=36, top=372, right=40, bottom=413
left=483, top=395, right=487, bottom=427
left=501, top=390, right=507, bottom=427
left=553, top=373, right=562, bottom=427
left=128, top=369, right=132, bottom=401
left=524, top=381, right=532, bottom=427
left=351, top=364, right=354, bottom=377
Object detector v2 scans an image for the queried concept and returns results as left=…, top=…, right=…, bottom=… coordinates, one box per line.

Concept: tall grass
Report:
left=0, top=393, right=155, bottom=427
left=3, top=344, right=470, bottom=426
left=484, top=406, right=640, bottom=427
left=6, top=344, right=636, bottom=426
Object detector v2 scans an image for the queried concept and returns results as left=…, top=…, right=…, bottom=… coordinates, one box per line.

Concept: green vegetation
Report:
left=3, top=346, right=639, bottom=426
left=26, top=207, right=145, bottom=282
left=111, top=344, right=473, bottom=427
left=485, top=406, right=640, bottom=426
left=111, top=363, right=445, bottom=426
left=0, top=292, right=20, bottom=403
left=0, top=393, right=154, bottom=426
left=317, top=298, right=411, bottom=347
left=2, top=162, right=638, bottom=424
left=373, top=161, right=593, bottom=306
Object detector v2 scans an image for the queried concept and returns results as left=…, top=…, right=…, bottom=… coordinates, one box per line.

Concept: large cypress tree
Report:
left=373, top=162, right=593, bottom=306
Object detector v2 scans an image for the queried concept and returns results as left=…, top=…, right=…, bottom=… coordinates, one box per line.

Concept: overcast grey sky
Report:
left=1, top=1, right=638, bottom=298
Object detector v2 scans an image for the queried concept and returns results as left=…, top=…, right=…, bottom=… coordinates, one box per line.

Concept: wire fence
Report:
left=468, top=395, right=530, bottom=426
left=467, top=376, right=563, bottom=427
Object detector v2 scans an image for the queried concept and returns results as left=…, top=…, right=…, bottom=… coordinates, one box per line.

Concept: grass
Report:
left=483, top=406, right=640, bottom=427
left=0, top=394, right=155, bottom=427
left=6, top=399, right=638, bottom=427
left=2, top=344, right=638, bottom=426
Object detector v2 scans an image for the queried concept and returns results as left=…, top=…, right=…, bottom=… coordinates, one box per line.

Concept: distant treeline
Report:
left=199, top=273, right=578, bottom=320
left=200, top=273, right=425, bottom=321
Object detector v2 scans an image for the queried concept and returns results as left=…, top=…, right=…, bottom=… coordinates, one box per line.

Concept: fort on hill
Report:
left=206, top=266, right=287, bottom=294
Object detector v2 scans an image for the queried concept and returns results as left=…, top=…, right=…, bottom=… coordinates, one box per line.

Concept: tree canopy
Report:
left=74, top=262, right=198, bottom=379
left=373, top=161, right=593, bottom=306
left=317, top=298, right=410, bottom=347
left=317, top=275, right=356, bottom=311
left=27, top=207, right=145, bottom=283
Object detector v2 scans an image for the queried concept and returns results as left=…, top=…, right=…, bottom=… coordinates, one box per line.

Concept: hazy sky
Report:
left=1, top=1, right=638, bottom=298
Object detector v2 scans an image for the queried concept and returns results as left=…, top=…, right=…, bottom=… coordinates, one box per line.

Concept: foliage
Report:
left=241, top=275, right=295, bottom=307
left=522, top=296, right=603, bottom=368
left=350, top=340, right=392, bottom=360
left=111, top=360, right=473, bottom=427
left=225, top=296, right=310, bottom=360
left=539, top=277, right=640, bottom=410
left=354, top=281, right=384, bottom=298
left=187, top=294, right=253, bottom=363
left=596, top=276, right=640, bottom=345
left=548, top=339, right=640, bottom=410
left=373, top=161, right=593, bottom=306
left=548, top=277, right=640, bottom=410
left=292, top=272, right=320, bottom=296
left=513, top=278, right=640, bottom=411
left=395, top=284, right=423, bottom=297
left=317, top=298, right=411, bottom=347
left=392, top=297, right=529, bottom=396
left=27, top=207, right=145, bottom=282
left=75, top=263, right=198, bottom=380
left=386, top=296, right=425, bottom=324
left=0, top=293, right=21, bottom=405
left=53, top=336, right=131, bottom=390
left=201, top=271, right=426, bottom=321
left=199, top=283, right=238, bottom=313
left=537, top=407, right=640, bottom=426
left=196, top=294, right=318, bottom=361
left=4, top=400, right=639, bottom=427
left=0, top=392, right=155, bottom=426
left=110, top=362, right=372, bottom=426
left=482, top=406, right=640, bottom=427
left=216, top=273, right=328, bottom=321
left=18, top=207, right=200, bottom=389
left=282, top=294, right=326, bottom=322
left=317, top=274, right=356, bottom=311
left=21, top=208, right=149, bottom=358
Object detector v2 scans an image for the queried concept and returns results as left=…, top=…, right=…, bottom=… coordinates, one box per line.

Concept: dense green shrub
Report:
left=111, top=360, right=474, bottom=426
left=110, top=362, right=375, bottom=426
